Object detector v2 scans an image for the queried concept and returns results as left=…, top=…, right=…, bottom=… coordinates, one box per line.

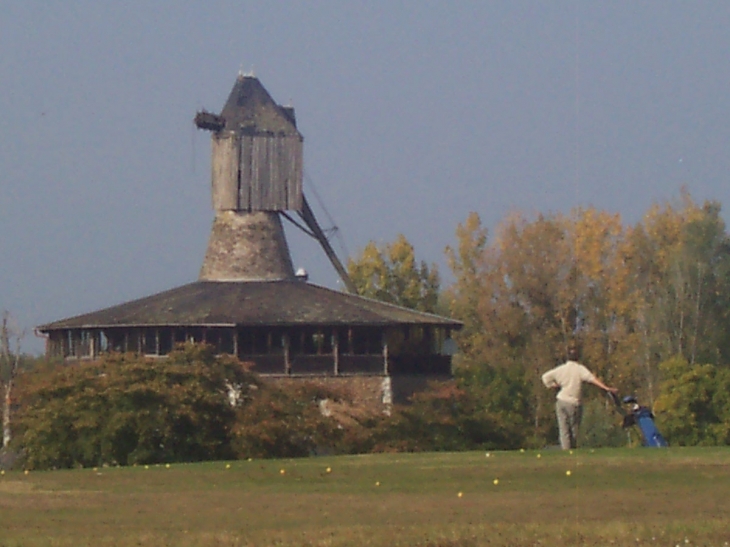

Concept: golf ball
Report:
left=458, top=492, right=463, bottom=498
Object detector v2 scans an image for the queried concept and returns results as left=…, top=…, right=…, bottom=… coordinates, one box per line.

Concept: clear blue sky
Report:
left=3, top=2, right=730, bottom=353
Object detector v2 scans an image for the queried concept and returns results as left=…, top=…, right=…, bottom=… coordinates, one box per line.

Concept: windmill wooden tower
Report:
left=195, top=73, right=354, bottom=290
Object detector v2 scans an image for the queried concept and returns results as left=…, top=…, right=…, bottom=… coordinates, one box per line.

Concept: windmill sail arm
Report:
left=299, top=195, right=357, bottom=293
left=281, top=211, right=315, bottom=238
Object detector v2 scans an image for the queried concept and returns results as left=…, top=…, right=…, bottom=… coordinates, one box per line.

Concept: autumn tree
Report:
left=445, top=208, right=637, bottom=441
left=347, top=234, right=441, bottom=313
left=625, top=193, right=730, bottom=403
left=444, top=212, right=489, bottom=368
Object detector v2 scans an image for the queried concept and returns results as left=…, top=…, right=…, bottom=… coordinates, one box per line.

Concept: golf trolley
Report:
left=608, top=392, right=668, bottom=448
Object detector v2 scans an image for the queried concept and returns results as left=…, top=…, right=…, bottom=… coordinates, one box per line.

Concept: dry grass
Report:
left=1, top=448, right=729, bottom=546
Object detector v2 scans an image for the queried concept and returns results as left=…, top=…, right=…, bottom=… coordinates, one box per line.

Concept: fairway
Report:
left=1, top=448, right=729, bottom=546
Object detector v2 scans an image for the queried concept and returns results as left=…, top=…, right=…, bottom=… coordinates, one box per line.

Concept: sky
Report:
left=2, top=1, right=730, bottom=354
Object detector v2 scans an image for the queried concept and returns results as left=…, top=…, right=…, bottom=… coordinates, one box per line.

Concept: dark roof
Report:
left=38, top=281, right=462, bottom=331
left=218, top=76, right=300, bottom=135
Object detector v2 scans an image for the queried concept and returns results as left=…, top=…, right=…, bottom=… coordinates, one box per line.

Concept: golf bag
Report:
left=608, top=393, right=669, bottom=448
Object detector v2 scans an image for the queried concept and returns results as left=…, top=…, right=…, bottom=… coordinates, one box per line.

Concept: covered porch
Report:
left=45, top=323, right=454, bottom=376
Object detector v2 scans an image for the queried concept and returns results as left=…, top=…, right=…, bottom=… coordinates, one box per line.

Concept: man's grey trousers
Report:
left=556, top=399, right=582, bottom=450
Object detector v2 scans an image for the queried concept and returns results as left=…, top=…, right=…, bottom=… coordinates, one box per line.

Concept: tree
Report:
left=445, top=208, right=635, bottom=442
left=347, top=234, right=441, bottom=313
left=625, top=193, right=730, bottom=403
left=444, top=212, right=490, bottom=368
left=654, top=356, right=730, bottom=446
left=1, top=311, right=25, bottom=449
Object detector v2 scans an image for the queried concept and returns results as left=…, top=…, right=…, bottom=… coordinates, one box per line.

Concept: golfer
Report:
left=542, top=348, right=617, bottom=450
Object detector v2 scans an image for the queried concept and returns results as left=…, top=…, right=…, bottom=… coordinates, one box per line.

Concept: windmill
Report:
left=194, top=74, right=356, bottom=292
left=38, top=71, right=462, bottom=401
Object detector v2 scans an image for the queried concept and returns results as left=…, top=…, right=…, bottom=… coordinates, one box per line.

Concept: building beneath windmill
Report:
left=38, top=74, right=461, bottom=408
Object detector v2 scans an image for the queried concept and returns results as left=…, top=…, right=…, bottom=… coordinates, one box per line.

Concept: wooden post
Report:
left=284, top=332, right=291, bottom=375
left=382, top=331, right=389, bottom=375
left=333, top=328, right=339, bottom=376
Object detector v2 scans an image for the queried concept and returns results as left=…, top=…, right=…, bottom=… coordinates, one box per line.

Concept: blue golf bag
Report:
left=621, top=396, right=668, bottom=448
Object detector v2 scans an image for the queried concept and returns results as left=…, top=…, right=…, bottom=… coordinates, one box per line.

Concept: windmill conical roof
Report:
left=219, top=75, right=299, bottom=135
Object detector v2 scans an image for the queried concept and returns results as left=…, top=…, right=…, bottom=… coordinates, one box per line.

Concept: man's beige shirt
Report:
left=541, top=361, right=596, bottom=405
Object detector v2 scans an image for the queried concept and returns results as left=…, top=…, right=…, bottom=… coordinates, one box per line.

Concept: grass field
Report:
left=1, top=448, right=729, bottom=546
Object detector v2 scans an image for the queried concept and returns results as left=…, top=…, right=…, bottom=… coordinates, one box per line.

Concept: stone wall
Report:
left=266, top=374, right=453, bottom=415
left=199, top=211, right=295, bottom=281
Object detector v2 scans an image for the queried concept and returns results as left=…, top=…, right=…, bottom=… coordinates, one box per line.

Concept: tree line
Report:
left=347, top=190, right=730, bottom=446
left=4, top=191, right=730, bottom=470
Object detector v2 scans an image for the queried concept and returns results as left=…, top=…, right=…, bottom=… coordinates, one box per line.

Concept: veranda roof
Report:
left=38, top=281, right=462, bottom=331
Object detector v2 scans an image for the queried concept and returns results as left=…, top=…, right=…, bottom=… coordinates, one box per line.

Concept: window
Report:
left=237, top=328, right=284, bottom=356
left=159, top=328, right=173, bottom=355
left=143, top=330, right=158, bottom=355
left=252, top=329, right=269, bottom=354
left=217, top=329, right=235, bottom=354
left=128, top=330, right=142, bottom=353
left=173, top=328, right=187, bottom=345
left=336, top=328, right=350, bottom=354
left=351, top=327, right=382, bottom=355
left=187, top=328, right=204, bottom=344
left=107, top=331, right=125, bottom=353
left=290, top=328, right=333, bottom=355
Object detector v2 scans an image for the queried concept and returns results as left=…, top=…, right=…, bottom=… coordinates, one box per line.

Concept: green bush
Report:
left=371, top=381, right=527, bottom=452
left=14, top=344, right=257, bottom=469
left=654, top=356, right=730, bottom=446
left=13, top=343, right=547, bottom=467
left=230, top=382, right=350, bottom=458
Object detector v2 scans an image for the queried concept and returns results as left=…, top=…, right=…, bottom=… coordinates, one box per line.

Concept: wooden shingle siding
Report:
left=213, top=135, right=302, bottom=212
left=239, top=135, right=253, bottom=209
left=286, top=136, right=303, bottom=210
left=240, top=136, right=302, bottom=211
left=210, top=135, right=303, bottom=212
left=211, top=134, right=239, bottom=210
